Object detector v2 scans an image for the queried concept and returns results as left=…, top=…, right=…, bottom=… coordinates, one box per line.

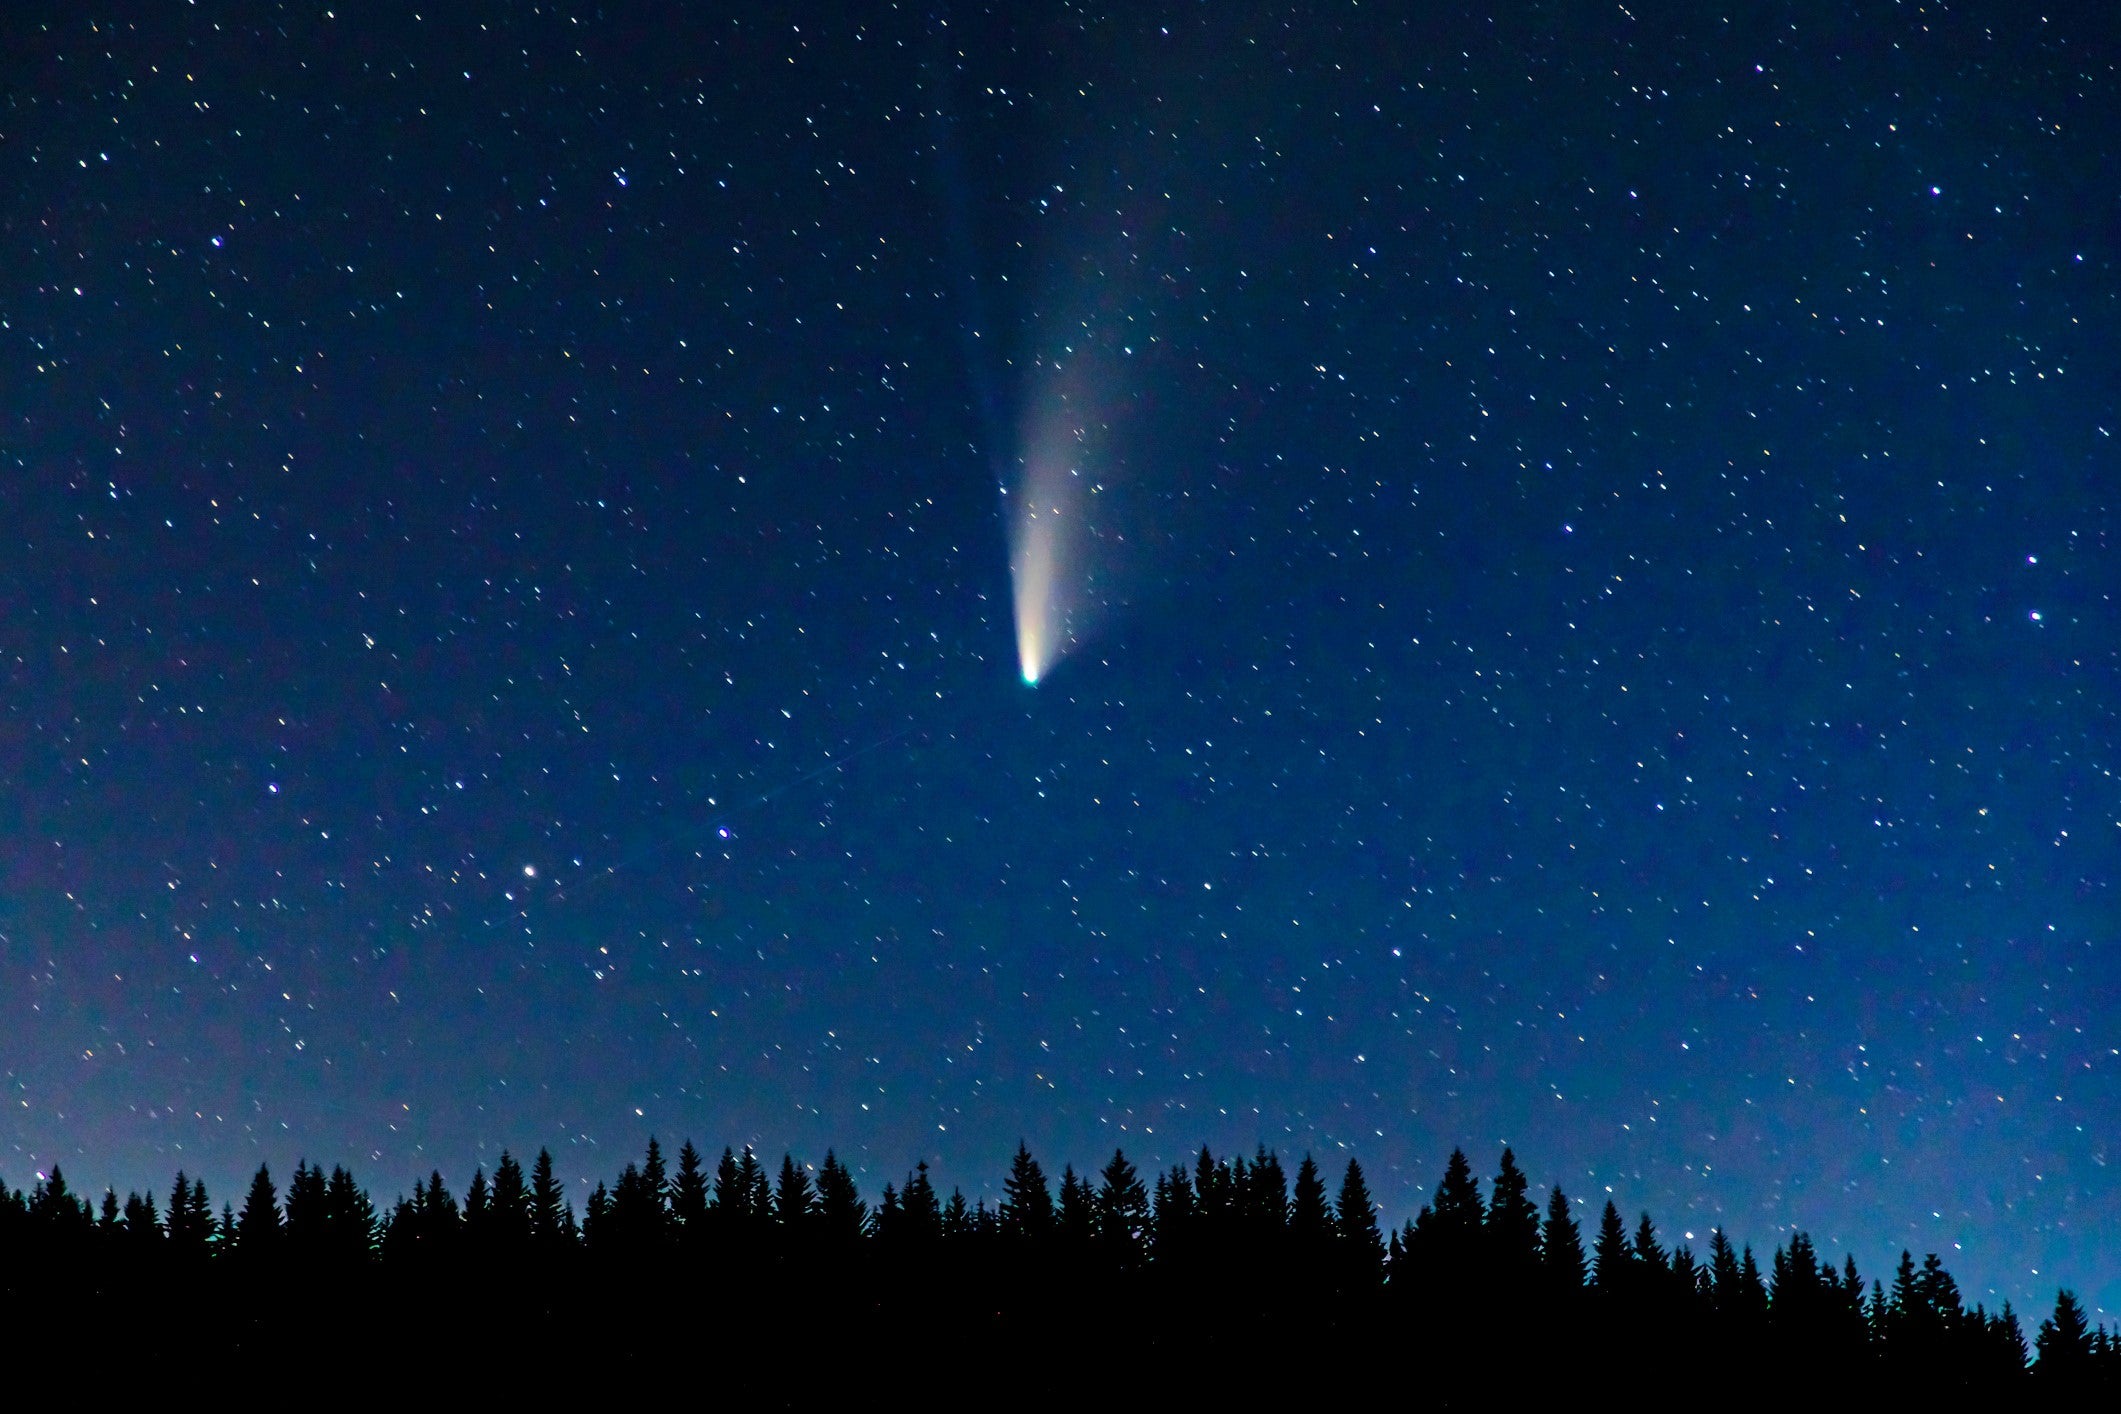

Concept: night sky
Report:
left=5, top=3, right=2116, bottom=1314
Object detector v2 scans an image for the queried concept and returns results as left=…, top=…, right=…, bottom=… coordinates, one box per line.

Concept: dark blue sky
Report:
left=4, top=2, right=2115, bottom=1314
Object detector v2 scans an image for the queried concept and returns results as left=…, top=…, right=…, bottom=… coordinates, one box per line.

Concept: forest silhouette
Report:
left=3, top=1140, right=2112, bottom=1400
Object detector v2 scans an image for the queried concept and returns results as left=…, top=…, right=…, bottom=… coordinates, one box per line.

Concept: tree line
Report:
left=1, top=1140, right=2112, bottom=1398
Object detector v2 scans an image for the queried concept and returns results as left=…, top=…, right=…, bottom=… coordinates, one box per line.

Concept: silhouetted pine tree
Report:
left=774, top=1154, right=815, bottom=1238
left=463, top=1167, right=493, bottom=1255
left=1152, top=1164, right=1198, bottom=1264
left=711, top=1146, right=747, bottom=1241
left=284, top=1161, right=328, bottom=1261
left=236, top=1164, right=282, bottom=1260
left=670, top=1144, right=712, bottom=1246
left=1407, top=1147, right=1484, bottom=1289
left=1193, top=1147, right=1229, bottom=1231
left=1631, top=1211, right=1667, bottom=1290
left=738, top=1146, right=772, bottom=1228
left=1486, top=1148, right=1540, bottom=1280
left=1994, top=1300, right=2030, bottom=1376
left=816, top=1151, right=866, bottom=1247
left=901, top=1160, right=942, bottom=1243
left=872, top=1183, right=902, bottom=1243
left=121, top=1190, right=161, bottom=1251
left=1095, top=1149, right=1149, bottom=1270
left=941, top=1188, right=972, bottom=1241
left=324, top=1165, right=377, bottom=1264
left=29, top=1168, right=93, bottom=1244
left=491, top=1151, right=532, bottom=1252
left=529, top=1149, right=569, bottom=1252
left=1247, top=1148, right=1291, bottom=1239
left=164, top=1172, right=207, bottom=1261
left=582, top=1181, right=611, bottom=1251
left=1591, top=1200, right=1630, bottom=1291
left=1056, top=1164, right=1095, bottom=1255
left=2037, top=1289, right=2092, bottom=1382
left=669, top=1140, right=709, bottom=1245
left=1541, top=1187, right=1586, bottom=1292
left=641, top=1138, right=669, bottom=1227
left=1289, top=1155, right=1333, bottom=1260
left=1707, top=1228, right=1742, bottom=1316
left=1334, top=1159, right=1385, bottom=1293
left=607, top=1160, right=662, bottom=1254
left=999, top=1142, right=1054, bottom=1244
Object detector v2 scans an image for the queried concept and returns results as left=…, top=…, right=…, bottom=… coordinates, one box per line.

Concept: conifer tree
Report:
left=1736, top=1244, right=1769, bottom=1322
left=1289, top=1155, right=1333, bottom=1254
left=1334, top=1158, right=1386, bottom=1291
left=738, top=1146, right=772, bottom=1224
left=584, top=1182, right=610, bottom=1250
left=1248, top=1148, right=1291, bottom=1235
left=1193, top=1147, right=1227, bottom=1228
left=607, top=1161, right=659, bottom=1252
left=1095, top=1149, right=1150, bottom=1269
left=417, top=1169, right=460, bottom=1252
left=641, top=1137, right=669, bottom=1229
left=2036, top=1290, right=2091, bottom=1378
left=1540, top=1186, right=1586, bottom=1291
left=873, top=1183, right=902, bottom=1242
left=1432, top=1148, right=1485, bottom=1233
left=999, top=1142, right=1054, bottom=1242
left=901, top=1160, right=942, bottom=1242
left=529, top=1148, right=568, bottom=1249
left=1152, top=1165, right=1198, bottom=1261
left=1486, top=1148, right=1541, bottom=1274
left=491, top=1151, right=532, bottom=1250
left=463, top=1167, right=493, bottom=1250
left=774, top=1153, right=815, bottom=1232
left=236, top=1164, right=282, bottom=1258
left=816, top=1150, right=867, bottom=1245
left=122, top=1190, right=161, bottom=1249
left=1631, top=1212, right=1667, bottom=1274
left=284, top=1161, right=328, bottom=1258
left=1591, top=1200, right=1630, bottom=1290
left=1996, top=1301, right=2029, bottom=1374
left=670, top=1141, right=709, bottom=1238
left=1707, top=1229, right=1741, bottom=1312
left=941, top=1188, right=972, bottom=1241
left=1888, top=1248, right=1918, bottom=1336
left=324, top=1165, right=377, bottom=1263
left=713, top=1147, right=748, bottom=1226
left=166, top=1172, right=213, bottom=1260
left=1057, top=1165, right=1096, bottom=1252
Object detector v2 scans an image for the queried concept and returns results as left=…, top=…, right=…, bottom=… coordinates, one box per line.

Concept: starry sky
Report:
left=4, top=2, right=2116, bottom=1313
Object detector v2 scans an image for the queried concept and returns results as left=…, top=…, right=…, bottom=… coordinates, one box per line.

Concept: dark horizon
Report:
left=3, top=1134, right=2112, bottom=1398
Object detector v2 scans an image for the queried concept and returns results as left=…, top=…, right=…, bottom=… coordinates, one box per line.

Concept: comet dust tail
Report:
left=1006, top=315, right=1133, bottom=687
left=1005, top=398, right=1094, bottom=686
left=1012, top=503, right=1059, bottom=685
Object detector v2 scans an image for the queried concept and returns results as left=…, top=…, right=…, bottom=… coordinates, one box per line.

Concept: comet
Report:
left=1012, top=503, right=1057, bottom=685
left=1008, top=430, right=1090, bottom=687
left=1005, top=307, right=1133, bottom=687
